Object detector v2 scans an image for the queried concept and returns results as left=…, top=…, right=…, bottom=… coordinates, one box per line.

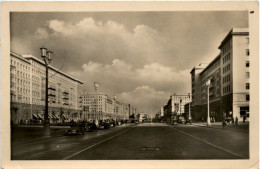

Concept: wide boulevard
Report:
left=11, top=122, right=249, bottom=160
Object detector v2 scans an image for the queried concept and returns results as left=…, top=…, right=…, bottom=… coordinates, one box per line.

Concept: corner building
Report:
left=10, top=52, right=84, bottom=124
left=190, top=28, right=250, bottom=121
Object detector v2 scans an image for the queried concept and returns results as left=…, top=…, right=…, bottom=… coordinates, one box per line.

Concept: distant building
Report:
left=190, top=28, right=250, bottom=121
left=82, top=93, right=130, bottom=121
left=10, top=52, right=84, bottom=124
left=160, top=105, right=164, bottom=117
left=170, top=93, right=191, bottom=115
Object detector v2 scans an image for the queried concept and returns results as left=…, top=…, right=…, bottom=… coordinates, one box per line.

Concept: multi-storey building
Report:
left=190, top=28, right=250, bottom=121
left=170, top=93, right=191, bottom=115
left=10, top=52, right=84, bottom=124
left=82, top=93, right=130, bottom=122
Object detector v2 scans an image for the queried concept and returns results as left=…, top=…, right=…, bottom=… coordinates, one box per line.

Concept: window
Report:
left=246, top=61, right=250, bottom=67
left=246, top=83, right=250, bottom=90
left=246, top=95, right=250, bottom=101
left=246, top=49, right=250, bottom=56
left=246, top=38, right=249, bottom=44
left=246, top=72, right=250, bottom=78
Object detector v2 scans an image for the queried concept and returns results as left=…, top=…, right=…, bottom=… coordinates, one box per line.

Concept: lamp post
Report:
left=40, top=47, right=53, bottom=137
left=188, top=93, right=191, bottom=120
left=206, top=79, right=211, bottom=126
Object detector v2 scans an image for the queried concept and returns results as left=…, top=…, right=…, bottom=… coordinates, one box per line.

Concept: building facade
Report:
left=82, top=93, right=131, bottom=122
left=10, top=52, right=84, bottom=124
left=190, top=28, right=250, bottom=121
left=170, top=93, right=191, bottom=115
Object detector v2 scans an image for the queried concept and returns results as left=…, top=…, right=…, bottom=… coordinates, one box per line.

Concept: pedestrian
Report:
left=222, top=120, right=226, bottom=129
left=243, top=115, right=246, bottom=123
left=235, top=117, right=238, bottom=126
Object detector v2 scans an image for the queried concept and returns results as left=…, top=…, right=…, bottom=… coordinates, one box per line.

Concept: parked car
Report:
left=85, top=123, right=98, bottom=132
left=185, top=118, right=192, bottom=124
left=177, top=116, right=186, bottom=124
left=109, top=121, right=116, bottom=127
left=98, top=122, right=110, bottom=129
left=66, top=123, right=85, bottom=135
left=224, top=117, right=232, bottom=123
left=172, top=116, right=178, bottom=125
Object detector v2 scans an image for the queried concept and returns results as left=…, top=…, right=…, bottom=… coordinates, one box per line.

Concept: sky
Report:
left=10, top=11, right=248, bottom=116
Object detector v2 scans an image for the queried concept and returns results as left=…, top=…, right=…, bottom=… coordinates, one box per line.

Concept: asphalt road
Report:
left=11, top=123, right=249, bottom=160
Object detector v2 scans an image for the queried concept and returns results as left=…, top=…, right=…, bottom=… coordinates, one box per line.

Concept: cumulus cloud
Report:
left=119, top=85, right=171, bottom=114
left=80, top=59, right=190, bottom=101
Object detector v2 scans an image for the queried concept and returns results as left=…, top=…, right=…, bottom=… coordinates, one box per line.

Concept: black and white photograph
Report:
left=1, top=1, right=259, bottom=169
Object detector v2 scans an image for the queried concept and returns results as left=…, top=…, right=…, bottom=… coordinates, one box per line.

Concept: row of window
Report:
left=223, top=53, right=231, bottom=64
left=11, top=59, right=30, bottom=71
left=17, top=79, right=30, bottom=86
left=84, top=95, right=103, bottom=98
left=223, top=85, right=231, bottom=94
left=17, top=87, right=30, bottom=94
left=16, top=71, right=30, bottom=79
left=223, top=74, right=231, bottom=84
left=223, top=64, right=231, bottom=74
left=222, top=41, right=231, bottom=54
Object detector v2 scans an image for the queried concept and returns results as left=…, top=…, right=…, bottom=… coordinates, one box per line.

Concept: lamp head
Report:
left=46, top=51, right=53, bottom=62
left=40, top=47, right=47, bottom=58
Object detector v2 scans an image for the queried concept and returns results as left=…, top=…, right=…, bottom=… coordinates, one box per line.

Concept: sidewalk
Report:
left=12, top=124, right=70, bottom=129
left=191, top=121, right=249, bottom=132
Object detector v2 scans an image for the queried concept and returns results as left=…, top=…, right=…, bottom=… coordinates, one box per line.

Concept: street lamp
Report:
left=40, top=47, right=53, bottom=137
left=188, top=93, right=191, bottom=121
left=206, top=79, right=211, bottom=126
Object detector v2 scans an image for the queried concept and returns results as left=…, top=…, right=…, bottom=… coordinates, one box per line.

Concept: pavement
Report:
left=11, top=122, right=249, bottom=160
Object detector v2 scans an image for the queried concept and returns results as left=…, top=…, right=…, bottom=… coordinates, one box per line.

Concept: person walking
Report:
left=222, top=120, right=226, bottom=129
left=235, top=117, right=238, bottom=126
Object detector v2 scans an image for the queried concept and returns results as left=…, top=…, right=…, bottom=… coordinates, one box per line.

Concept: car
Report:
left=98, top=122, right=110, bottom=129
left=85, top=123, right=98, bottom=132
left=109, top=121, right=116, bottom=127
left=185, top=118, right=192, bottom=124
left=66, top=123, right=85, bottom=135
left=224, top=117, right=233, bottom=123
left=177, top=116, right=186, bottom=124
left=172, top=116, right=178, bottom=125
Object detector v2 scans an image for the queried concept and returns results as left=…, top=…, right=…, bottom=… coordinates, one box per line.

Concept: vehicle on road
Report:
left=177, top=116, right=186, bottom=124
left=98, top=122, right=110, bottom=129
left=172, top=116, right=178, bottom=125
left=109, top=121, right=116, bottom=127
left=185, top=118, right=192, bottom=124
left=224, top=117, right=232, bottom=123
left=66, top=123, right=85, bottom=135
left=85, top=123, right=98, bottom=132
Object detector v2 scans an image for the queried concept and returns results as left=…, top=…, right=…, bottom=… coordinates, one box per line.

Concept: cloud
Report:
left=119, top=85, right=171, bottom=115
left=80, top=59, right=190, bottom=97
left=35, top=27, right=49, bottom=39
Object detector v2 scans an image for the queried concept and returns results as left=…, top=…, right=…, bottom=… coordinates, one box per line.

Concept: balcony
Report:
left=48, top=87, right=56, bottom=91
left=48, top=93, right=56, bottom=97
left=63, top=91, right=69, bottom=95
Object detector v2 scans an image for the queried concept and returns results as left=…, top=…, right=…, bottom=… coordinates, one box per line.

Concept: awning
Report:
left=38, top=114, right=44, bottom=120
left=53, top=114, right=59, bottom=119
left=62, top=115, right=67, bottom=120
left=33, top=114, right=38, bottom=119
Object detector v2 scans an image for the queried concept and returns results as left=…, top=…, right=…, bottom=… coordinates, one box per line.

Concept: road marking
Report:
left=170, top=126, right=246, bottom=159
left=62, top=127, right=135, bottom=160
